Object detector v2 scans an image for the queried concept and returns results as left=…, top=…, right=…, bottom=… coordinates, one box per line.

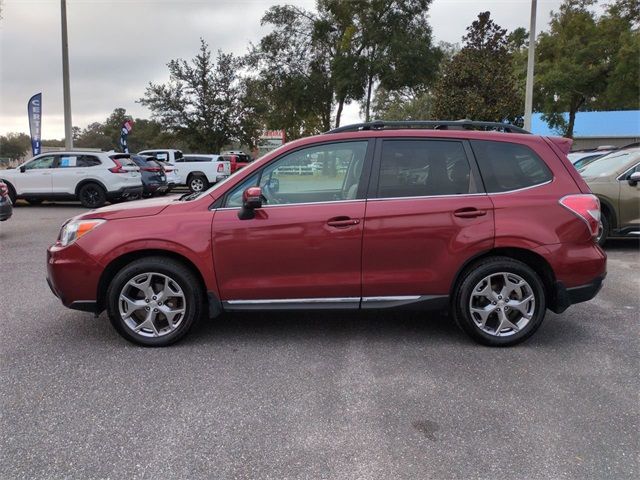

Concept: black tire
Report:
left=453, top=256, right=546, bottom=347
left=25, top=198, right=43, bottom=205
left=188, top=174, right=209, bottom=193
left=5, top=183, right=17, bottom=204
left=597, top=213, right=609, bottom=247
left=78, top=183, right=106, bottom=208
left=106, top=256, right=204, bottom=347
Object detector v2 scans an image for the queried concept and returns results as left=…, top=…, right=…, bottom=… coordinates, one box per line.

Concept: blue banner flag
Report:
left=27, top=93, right=42, bottom=156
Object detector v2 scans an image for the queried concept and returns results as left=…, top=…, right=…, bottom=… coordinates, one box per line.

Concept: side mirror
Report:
left=238, top=186, right=263, bottom=220
left=19, top=166, right=26, bottom=173
left=628, top=171, right=640, bottom=186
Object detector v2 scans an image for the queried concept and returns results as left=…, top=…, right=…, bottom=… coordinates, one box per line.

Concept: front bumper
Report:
left=0, top=198, right=12, bottom=221
left=107, top=185, right=143, bottom=200
left=47, top=242, right=101, bottom=313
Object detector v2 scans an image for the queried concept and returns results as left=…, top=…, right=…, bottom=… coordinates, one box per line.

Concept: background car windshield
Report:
left=579, top=150, right=640, bottom=177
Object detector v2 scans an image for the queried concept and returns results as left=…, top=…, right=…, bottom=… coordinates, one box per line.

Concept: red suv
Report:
left=47, top=121, right=606, bottom=347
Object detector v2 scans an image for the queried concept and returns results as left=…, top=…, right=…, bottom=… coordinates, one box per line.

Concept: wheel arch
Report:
left=597, top=195, right=617, bottom=230
left=96, top=249, right=210, bottom=314
left=75, top=178, right=108, bottom=196
left=450, top=247, right=557, bottom=309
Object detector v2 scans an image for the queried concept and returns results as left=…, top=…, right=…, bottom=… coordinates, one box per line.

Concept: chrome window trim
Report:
left=485, top=179, right=553, bottom=195
left=367, top=193, right=487, bottom=202
left=214, top=199, right=366, bottom=212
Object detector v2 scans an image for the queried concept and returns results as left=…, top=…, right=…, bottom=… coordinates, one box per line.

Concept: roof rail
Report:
left=326, top=119, right=530, bottom=135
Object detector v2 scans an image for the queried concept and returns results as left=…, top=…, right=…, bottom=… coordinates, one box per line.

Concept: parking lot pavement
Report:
left=1, top=203, right=638, bottom=480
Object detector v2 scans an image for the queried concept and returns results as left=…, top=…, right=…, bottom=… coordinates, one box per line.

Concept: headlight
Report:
left=59, top=219, right=106, bottom=246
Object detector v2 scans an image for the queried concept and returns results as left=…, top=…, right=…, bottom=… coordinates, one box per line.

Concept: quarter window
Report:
left=377, top=140, right=475, bottom=198
left=470, top=140, right=552, bottom=193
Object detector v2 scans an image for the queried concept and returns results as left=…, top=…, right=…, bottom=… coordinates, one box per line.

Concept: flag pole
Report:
left=524, top=0, right=537, bottom=132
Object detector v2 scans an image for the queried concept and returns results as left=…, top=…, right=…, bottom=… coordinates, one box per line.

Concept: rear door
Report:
left=52, top=154, right=101, bottom=194
left=361, top=138, right=494, bottom=304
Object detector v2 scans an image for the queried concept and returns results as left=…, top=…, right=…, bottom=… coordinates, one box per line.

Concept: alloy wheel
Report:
left=468, top=272, right=535, bottom=337
left=190, top=178, right=204, bottom=192
left=118, top=272, right=186, bottom=338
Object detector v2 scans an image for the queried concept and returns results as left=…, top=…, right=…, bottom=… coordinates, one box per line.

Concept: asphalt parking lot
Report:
left=1, top=203, right=638, bottom=479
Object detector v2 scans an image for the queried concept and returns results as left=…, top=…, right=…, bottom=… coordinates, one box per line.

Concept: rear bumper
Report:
left=551, top=274, right=606, bottom=314
left=107, top=185, right=143, bottom=200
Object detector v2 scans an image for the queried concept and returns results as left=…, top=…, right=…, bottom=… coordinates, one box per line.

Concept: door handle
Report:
left=327, top=216, right=360, bottom=228
left=454, top=208, right=487, bottom=218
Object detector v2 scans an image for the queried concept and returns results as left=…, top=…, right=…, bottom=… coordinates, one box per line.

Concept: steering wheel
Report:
left=261, top=180, right=283, bottom=204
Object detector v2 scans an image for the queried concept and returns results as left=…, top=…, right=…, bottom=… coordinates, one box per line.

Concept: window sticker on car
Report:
left=156, top=153, right=168, bottom=161
left=60, top=156, right=77, bottom=167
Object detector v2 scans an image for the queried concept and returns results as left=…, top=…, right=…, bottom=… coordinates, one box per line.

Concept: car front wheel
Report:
left=106, top=257, right=204, bottom=346
left=453, top=257, right=546, bottom=347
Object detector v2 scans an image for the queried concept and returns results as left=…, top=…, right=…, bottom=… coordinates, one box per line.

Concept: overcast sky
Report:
left=0, top=0, right=570, bottom=139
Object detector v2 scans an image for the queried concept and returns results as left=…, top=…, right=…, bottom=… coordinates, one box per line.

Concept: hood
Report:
left=76, top=195, right=177, bottom=220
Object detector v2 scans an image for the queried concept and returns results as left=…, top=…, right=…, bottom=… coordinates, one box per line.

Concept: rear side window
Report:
left=470, top=141, right=552, bottom=193
left=378, top=140, right=476, bottom=198
left=77, top=155, right=100, bottom=167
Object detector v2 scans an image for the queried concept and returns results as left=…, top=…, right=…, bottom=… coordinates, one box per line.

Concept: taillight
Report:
left=559, top=194, right=601, bottom=238
left=109, top=159, right=126, bottom=173
left=142, top=167, right=162, bottom=172
left=0, top=183, right=7, bottom=197
left=217, top=163, right=224, bottom=172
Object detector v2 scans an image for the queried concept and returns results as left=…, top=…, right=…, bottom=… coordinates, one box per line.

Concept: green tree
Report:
left=0, top=132, right=31, bottom=160
left=141, top=39, right=259, bottom=152
left=535, top=0, right=638, bottom=137
left=431, top=12, right=522, bottom=123
left=371, top=87, right=433, bottom=120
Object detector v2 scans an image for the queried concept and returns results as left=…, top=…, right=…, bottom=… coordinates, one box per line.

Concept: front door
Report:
left=361, top=138, right=495, bottom=303
left=618, top=162, right=640, bottom=229
left=212, top=140, right=372, bottom=307
left=16, top=155, right=56, bottom=195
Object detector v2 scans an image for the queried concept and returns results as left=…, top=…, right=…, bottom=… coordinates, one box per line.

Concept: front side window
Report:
left=471, top=140, right=552, bottom=193
left=377, top=140, right=475, bottom=198
left=223, top=141, right=368, bottom=207
left=24, top=155, right=55, bottom=170
left=262, top=141, right=368, bottom=205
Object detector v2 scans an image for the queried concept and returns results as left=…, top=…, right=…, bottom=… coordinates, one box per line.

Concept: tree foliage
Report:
left=140, top=39, right=258, bottom=152
left=535, top=0, right=639, bottom=137
left=0, top=132, right=31, bottom=160
left=431, top=12, right=522, bottom=123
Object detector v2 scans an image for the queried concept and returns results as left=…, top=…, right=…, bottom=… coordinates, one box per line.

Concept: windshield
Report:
left=579, top=150, right=640, bottom=177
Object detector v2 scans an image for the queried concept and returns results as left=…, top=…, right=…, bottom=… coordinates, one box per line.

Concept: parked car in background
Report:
left=138, top=149, right=230, bottom=192
left=129, top=155, right=169, bottom=197
left=0, top=180, right=13, bottom=221
left=572, top=153, right=606, bottom=170
left=568, top=146, right=616, bottom=164
left=47, top=120, right=606, bottom=347
left=181, top=154, right=230, bottom=191
left=579, top=147, right=640, bottom=245
left=0, top=151, right=142, bottom=208
left=221, top=151, right=254, bottom=173
left=154, top=160, right=179, bottom=193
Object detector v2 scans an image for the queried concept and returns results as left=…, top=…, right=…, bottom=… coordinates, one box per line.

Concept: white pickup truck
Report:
left=138, top=149, right=230, bottom=192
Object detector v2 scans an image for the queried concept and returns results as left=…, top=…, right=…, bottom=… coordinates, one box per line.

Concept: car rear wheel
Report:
left=106, top=257, right=204, bottom=347
left=78, top=183, right=106, bottom=208
left=453, top=257, right=546, bottom=347
left=188, top=174, right=209, bottom=193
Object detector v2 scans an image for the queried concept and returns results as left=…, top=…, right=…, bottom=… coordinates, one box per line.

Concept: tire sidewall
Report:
left=454, top=258, right=546, bottom=347
left=597, top=214, right=609, bottom=247
left=79, top=183, right=106, bottom=208
left=106, top=258, right=203, bottom=347
left=189, top=175, right=208, bottom=193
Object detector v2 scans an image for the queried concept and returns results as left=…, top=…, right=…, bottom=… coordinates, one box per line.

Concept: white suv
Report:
left=0, top=151, right=142, bottom=208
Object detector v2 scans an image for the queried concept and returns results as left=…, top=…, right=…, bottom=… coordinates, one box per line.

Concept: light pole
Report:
left=523, top=0, right=537, bottom=132
left=61, top=0, right=73, bottom=149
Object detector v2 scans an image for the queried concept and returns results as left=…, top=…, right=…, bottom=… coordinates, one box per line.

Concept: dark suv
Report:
left=47, top=121, right=606, bottom=347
